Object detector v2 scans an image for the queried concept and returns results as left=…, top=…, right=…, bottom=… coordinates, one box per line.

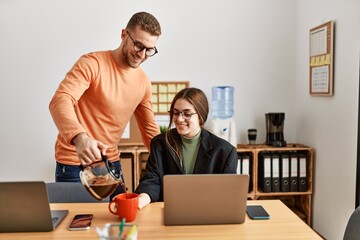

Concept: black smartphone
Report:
left=246, top=205, right=270, bottom=220
left=68, top=214, right=93, bottom=231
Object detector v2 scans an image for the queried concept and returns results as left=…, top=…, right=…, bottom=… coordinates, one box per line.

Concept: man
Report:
left=49, top=12, right=161, bottom=196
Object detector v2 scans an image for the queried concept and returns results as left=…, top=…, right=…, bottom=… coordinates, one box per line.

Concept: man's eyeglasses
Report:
left=126, top=31, right=158, bottom=57
left=170, top=110, right=197, bottom=120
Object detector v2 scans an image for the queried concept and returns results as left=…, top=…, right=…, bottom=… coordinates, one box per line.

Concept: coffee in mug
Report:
left=108, top=193, right=138, bottom=222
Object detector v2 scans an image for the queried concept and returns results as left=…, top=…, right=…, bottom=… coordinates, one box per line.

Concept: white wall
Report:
left=296, top=0, right=360, bottom=239
left=0, top=0, right=297, bottom=180
left=0, top=0, right=359, bottom=239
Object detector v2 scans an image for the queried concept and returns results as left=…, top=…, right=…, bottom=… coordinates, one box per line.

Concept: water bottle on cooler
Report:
left=211, top=86, right=234, bottom=118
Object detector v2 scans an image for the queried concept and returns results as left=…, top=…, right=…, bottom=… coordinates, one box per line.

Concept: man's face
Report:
left=121, top=27, right=159, bottom=69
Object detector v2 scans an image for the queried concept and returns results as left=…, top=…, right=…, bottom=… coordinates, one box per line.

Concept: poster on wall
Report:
left=309, top=20, right=334, bottom=96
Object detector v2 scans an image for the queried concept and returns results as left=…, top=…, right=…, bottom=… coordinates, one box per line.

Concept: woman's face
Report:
left=172, top=98, right=201, bottom=138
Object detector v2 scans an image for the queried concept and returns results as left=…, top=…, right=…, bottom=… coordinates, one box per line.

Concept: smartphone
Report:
left=246, top=205, right=270, bottom=220
left=68, top=214, right=93, bottom=230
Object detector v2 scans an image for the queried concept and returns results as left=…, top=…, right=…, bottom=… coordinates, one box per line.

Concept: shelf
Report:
left=238, top=144, right=313, bottom=226
left=119, top=142, right=314, bottom=226
left=256, top=191, right=312, bottom=197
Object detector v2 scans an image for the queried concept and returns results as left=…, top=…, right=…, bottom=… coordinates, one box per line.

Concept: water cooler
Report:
left=207, top=86, right=237, bottom=147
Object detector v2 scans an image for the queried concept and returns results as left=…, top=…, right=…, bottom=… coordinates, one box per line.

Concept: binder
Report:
left=271, top=154, right=280, bottom=192
left=290, top=153, right=298, bottom=192
left=280, top=153, right=290, bottom=192
left=236, top=154, right=241, bottom=175
left=242, top=154, right=252, bottom=193
left=241, top=154, right=250, bottom=176
left=298, top=153, right=308, bottom=192
left=259, top=153, right=271, bottom=192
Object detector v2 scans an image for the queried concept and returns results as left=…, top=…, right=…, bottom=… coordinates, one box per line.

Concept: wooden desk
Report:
left=0, top=200, right=322, bottom=240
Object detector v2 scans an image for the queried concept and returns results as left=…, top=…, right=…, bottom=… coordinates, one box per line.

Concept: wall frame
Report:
left=151, top=81, right=189, bottom=114
left=309, top=20, right=334, bottom=96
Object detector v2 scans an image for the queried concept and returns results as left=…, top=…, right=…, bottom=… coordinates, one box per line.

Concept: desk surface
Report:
left=0, top=200, right=322, bottom=240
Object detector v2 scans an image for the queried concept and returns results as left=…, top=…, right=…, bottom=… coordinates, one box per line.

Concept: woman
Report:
left=135, top=87, right=237, bottom=209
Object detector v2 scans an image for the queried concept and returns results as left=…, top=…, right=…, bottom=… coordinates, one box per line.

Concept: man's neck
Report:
left=111, top=48, right=130, bottom=70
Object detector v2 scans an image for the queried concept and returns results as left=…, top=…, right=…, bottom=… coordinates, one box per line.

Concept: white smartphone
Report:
left=68, top=214, right=93, bottom=231
left=246, top=205, right=270, bottom=220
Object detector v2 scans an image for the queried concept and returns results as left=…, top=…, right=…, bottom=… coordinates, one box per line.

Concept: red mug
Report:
left=108, top=193, right=139, bottom=222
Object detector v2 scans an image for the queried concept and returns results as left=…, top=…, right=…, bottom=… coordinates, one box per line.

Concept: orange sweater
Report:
left=49, top=51, right=160, bottom=165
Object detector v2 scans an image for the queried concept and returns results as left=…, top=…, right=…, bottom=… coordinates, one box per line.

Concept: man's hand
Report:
left=72, top=133, right=107, bottom=166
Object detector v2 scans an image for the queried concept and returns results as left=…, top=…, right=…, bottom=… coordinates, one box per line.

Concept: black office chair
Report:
left=343, top=206, right=360, bottom=240
left=46, top=182, right=109, bottom=203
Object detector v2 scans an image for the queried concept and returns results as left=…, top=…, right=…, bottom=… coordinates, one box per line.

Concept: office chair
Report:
left=46, top=182, right=109, bottom=203
left=343, top=206, right=360, bottom=240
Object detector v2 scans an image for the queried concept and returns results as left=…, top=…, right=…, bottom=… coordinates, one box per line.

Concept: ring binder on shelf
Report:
left=271, top=154, right=280, bottom=192
left=259, top=153, right=272, bottom=192
left=290, top=153, right=299, bottom=192
left=242, top=154, right=250, bottom=176
left=280, top=153, right=290, bottom=192
left=241, top=153, right=252, bottom=193
left=298, top=153, right=308, bottom=192
left=236, top=155, right=241, bottom=175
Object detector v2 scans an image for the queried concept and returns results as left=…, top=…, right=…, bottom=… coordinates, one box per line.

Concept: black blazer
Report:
left=135, top=128, right=238, bottom=202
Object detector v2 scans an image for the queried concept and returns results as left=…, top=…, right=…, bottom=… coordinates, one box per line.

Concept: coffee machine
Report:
left=265, top=112, right=286, bottom=147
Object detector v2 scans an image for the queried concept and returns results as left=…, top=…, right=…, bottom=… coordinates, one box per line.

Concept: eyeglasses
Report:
left=126, top=31, right=158, bottom=57
left=170, top=110, right=197, bottom=120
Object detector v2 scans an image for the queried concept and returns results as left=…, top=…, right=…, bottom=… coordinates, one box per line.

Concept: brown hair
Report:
left=165, top=88, right=209, bottom=167
left=126, top=12, right=161, bottom=36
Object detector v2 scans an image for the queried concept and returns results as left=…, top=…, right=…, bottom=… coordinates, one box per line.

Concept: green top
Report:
left=181, top=130, right=201, bottom=174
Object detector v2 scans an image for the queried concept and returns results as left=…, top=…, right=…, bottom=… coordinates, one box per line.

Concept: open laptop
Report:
left=163, top=174, right=249, bottom=225
left=0, top=181, right=69, bottom=232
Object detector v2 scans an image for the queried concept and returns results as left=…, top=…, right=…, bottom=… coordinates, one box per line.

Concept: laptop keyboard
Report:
left=52, top=217, right=59, bottom=225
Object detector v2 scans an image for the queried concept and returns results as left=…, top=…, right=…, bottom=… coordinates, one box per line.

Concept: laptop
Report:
left=0, top=181, right=69, bottom=232
left=163, top=174, right=249, bottom=225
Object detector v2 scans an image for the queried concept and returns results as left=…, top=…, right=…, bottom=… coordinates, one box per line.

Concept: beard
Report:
left=121, top=47, right=144, bottom=69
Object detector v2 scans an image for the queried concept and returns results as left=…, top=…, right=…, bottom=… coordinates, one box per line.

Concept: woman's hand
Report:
left=138, top=193, right=151, bottom=210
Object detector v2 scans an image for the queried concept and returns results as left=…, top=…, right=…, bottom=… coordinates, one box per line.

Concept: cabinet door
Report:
left=120, top=153, right=134, bottom=192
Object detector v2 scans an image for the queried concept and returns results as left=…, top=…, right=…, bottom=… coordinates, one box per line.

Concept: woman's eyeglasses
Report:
left=170, top=110, right=197, bottom=120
